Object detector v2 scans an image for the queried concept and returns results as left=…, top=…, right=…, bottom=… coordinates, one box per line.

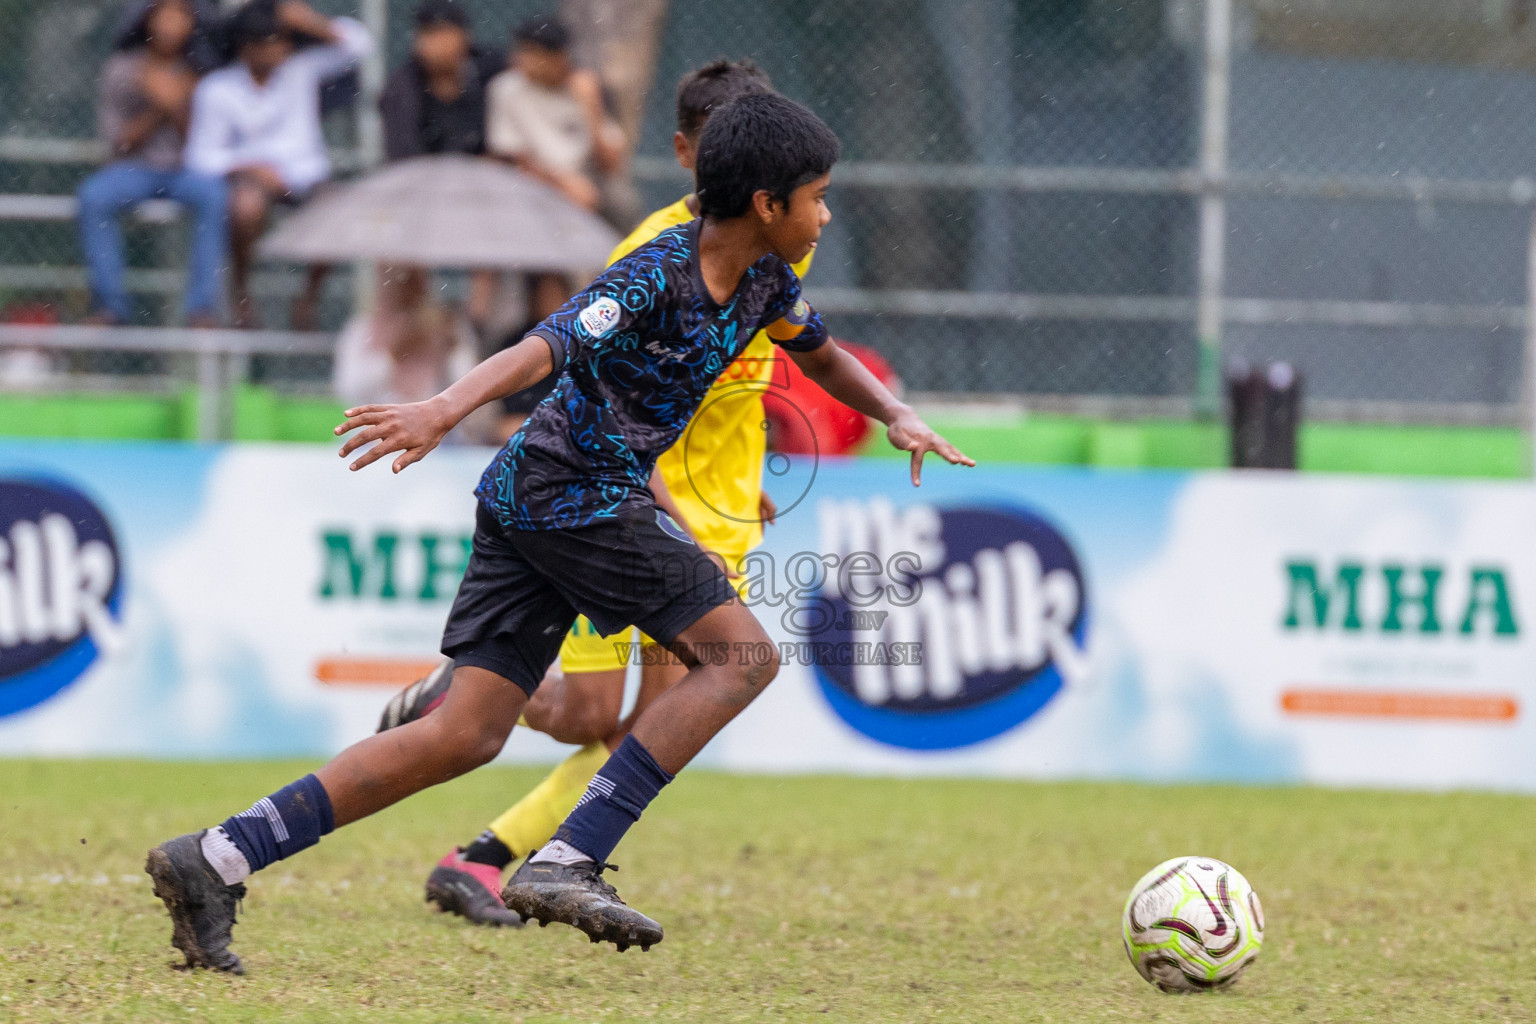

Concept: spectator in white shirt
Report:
left=184, top=0, right=371, bottom=328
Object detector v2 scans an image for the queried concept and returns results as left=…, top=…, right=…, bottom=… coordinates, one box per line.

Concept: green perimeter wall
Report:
left=0, top=389, right=1528, bottom=478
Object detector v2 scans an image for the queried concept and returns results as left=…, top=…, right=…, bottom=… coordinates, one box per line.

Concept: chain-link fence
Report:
left=1220, top=0, right=1536, bottom=422
left=3, top=0, right=1536, bottom=423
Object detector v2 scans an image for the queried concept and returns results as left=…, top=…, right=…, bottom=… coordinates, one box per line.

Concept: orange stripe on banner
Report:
left=315, top=658, right=441, bottom=687
left=1280, top=689, right=1518, bottom=722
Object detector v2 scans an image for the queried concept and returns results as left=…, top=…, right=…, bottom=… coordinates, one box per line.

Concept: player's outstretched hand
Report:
left=886, top=410, right=976, bottom=486
left=334, top=400, right=452, bottom=473
left=759, top=490, right=778, bottom=526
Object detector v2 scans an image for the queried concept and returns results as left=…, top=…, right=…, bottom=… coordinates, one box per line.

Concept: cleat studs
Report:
left=590, top=935, right=600, bottom=943
left=538, top=919, right=548, bottom=927
left=617, top=943, right=629, bottom=952
left=641, top=944, right=651, bottom=952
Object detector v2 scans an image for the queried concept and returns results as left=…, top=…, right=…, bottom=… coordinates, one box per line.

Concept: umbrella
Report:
left=259, top=154, right=622, bottom=270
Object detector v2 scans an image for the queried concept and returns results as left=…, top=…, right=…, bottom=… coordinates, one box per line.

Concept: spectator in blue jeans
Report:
left=77, top=0, right=226, bottom=327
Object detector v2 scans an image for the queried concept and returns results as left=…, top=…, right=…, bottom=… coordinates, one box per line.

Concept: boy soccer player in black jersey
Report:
left=409, top=58, right=784, bottom=928
left=144, top=93, right=973, bottom=972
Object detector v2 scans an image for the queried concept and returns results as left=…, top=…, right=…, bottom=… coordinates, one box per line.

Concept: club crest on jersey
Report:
left=578, top=297, right=622, bottom=338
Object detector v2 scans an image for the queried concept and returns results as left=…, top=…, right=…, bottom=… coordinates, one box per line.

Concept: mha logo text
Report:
left=812, top=497, right=1089, bottom=750
left=0, top=480, right=125, bottom=718
left=1282, top=560, right=1519, bottom=637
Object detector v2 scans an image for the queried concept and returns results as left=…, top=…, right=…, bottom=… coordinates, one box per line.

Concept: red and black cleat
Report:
left=377, top=659, right=453, bottom=732
left=424, top=849, right=525, bottom=927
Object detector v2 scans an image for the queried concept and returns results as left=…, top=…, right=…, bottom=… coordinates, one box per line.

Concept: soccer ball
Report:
left=1121, top=856, right=1265, bottom=993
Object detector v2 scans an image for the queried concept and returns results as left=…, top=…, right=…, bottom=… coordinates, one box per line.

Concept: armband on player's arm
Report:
left=764, top=297, right=824, bottom=350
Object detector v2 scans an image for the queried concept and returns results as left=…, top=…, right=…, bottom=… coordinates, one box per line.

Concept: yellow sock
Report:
left=487, top=742, right=609, bottom=858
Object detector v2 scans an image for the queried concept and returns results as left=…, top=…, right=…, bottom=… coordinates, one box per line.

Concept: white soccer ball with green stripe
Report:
left=1122, top=857, right=1265, bottom=992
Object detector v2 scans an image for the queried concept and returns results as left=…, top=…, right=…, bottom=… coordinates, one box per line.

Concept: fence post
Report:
left=354, top=0, right=389, bottom=319
left=1195, top=0, right=1232, bottom=418
left=1525, top=208, right=1536, bottom=476
left=195, top=342, right=222, bottom=442
left=357, top=0, right=388, bottom=169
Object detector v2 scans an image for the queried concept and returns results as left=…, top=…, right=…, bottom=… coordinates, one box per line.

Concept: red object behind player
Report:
left=763, top=338, right=900, bottom=455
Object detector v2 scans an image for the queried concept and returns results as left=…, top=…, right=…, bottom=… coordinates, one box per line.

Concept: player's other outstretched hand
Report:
left=886, top=410, right=976, bottom=486
left=335, top=400, right=452, bottom=474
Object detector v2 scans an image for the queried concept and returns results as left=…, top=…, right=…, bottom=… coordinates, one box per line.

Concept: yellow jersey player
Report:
left=390, top=59, right=803, bottom=926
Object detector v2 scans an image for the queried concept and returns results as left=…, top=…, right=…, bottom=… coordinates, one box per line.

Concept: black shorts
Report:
left=440, top=502, right=735, bottom=696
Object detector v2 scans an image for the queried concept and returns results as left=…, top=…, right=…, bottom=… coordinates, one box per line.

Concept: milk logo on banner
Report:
left=813, top=498, right=1089, bottom=749
left=0, top=478, right=125, bottom=718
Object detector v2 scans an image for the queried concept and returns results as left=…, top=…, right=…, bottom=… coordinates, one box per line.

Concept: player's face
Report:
left=765, top=174, right=831, bottom=265
left=673, top=130, right=699, bottom=171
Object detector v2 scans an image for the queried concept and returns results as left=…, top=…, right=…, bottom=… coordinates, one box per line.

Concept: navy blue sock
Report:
left=219, top=774, right=335, bottom=874
left=553, top=735, right=673, bottom=863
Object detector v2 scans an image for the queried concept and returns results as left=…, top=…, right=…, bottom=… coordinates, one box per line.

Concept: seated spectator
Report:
left=184, top=0, right=372, bottom=328
left=380, top=0, right=502, bottom=162
left=481, top=16, right=625, bottom=331
left=111, top=0, right=226, bottom=77
left=486, top=15, right=624, bottom=216
left=332, top=265, right=479, bottom=430
left=77, top=0, right=225, bottom=327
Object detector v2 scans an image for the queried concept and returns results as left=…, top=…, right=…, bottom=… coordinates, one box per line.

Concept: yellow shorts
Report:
left=558, top=617, right=650, bottom=675
left=556, top=566, right=752, bottom=675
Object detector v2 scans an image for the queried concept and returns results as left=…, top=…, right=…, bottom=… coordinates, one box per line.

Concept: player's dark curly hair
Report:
left=675, top=59, right=774, bottom=139
left=695, top=93, right=839, bottom=220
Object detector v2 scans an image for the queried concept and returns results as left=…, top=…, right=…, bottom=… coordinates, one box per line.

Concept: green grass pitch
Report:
left=2, top=759, right=1533, bottom=1023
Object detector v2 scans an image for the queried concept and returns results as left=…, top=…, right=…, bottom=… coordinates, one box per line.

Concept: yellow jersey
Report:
left=605, top=198, right=813, bottom=564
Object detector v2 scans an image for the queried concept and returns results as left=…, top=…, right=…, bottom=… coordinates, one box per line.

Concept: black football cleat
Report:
left=377, top=659, right=453, bottom=732
left=145, top=831, right=246, bottom=974
left=501, top=858, right=663, bottom=952
left=424, top=849, right=524, bottom=927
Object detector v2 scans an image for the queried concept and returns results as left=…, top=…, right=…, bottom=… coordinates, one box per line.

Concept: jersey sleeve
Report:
left=526, top=254, right=664, bottom=370
left=762, top=270, right=828, bottom=353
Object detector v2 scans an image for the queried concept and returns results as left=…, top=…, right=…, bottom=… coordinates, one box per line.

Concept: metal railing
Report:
left=2, top=0, right=1536, bottom=447
left=0, top=324, right=333, bottom=440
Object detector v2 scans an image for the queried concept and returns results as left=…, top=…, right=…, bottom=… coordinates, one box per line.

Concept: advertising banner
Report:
left=2, top=441, right=1533, bottom=790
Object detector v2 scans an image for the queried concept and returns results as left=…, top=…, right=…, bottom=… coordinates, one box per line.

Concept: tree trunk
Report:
left=561, top=0, right=671, bottom=146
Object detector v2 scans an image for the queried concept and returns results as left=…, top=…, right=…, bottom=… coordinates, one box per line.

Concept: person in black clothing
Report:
left=358, top=0, right=504, bottom=428
left=381, top=1, right=556, bottom=439
left=379, top=0, right=502, bottom=161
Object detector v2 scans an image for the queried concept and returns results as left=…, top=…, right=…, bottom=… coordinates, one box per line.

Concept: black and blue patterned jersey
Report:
left=476, top=219, right=828, bottom=530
